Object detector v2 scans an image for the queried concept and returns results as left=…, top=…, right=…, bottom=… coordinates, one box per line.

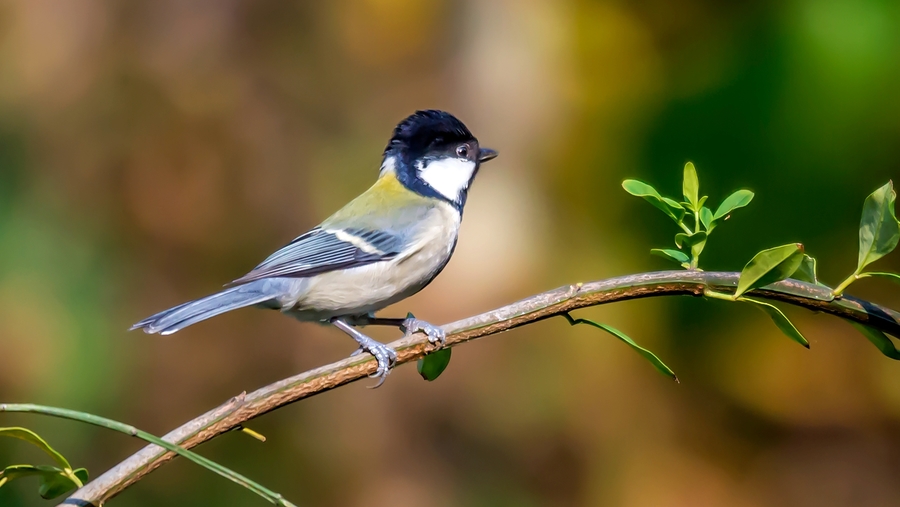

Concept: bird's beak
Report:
left=478, top=148, right=498, bottom=163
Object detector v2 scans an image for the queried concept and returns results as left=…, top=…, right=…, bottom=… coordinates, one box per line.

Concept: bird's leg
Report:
left=356, top=312, right=446, bottom=347
left=330, top=317, right=397, bottom=387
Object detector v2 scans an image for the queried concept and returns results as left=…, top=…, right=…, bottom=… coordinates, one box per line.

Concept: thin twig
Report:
left=61, top=271, right=900, bottom=506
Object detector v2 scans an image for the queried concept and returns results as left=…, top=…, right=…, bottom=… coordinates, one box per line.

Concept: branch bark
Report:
left=62, top=271, right=900, bottom=506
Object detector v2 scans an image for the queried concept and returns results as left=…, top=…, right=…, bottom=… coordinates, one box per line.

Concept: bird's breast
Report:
left=287, top=201, right=461, bottom=320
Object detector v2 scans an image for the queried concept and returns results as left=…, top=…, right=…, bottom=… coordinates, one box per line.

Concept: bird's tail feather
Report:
left=131, top=282, right=277, bottom=335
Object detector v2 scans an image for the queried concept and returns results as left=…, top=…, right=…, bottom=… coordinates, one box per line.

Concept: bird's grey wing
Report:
left=229, top=227, right=405, bottom=284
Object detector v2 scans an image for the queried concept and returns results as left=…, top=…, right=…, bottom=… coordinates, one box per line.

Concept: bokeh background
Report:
left=1, top=0, right=899, bottom=506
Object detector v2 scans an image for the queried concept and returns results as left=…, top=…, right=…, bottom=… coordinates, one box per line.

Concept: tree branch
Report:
left=62, top=271, right=900, bottom=506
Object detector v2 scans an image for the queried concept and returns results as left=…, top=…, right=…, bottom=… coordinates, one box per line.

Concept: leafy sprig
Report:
left=623, top=166, right=900, bottom=364
left=555, top=169, right=900, bottom=381
left=623, top=162, right=754, bottom=269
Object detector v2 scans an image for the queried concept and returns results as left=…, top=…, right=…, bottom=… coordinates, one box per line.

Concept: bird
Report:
left=131, top=110, right=498, bottom=386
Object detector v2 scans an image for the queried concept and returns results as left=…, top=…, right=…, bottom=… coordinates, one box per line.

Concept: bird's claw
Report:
left=401, top=316, right=446, bottom=347
left=352, top=339, right=397, bottom=388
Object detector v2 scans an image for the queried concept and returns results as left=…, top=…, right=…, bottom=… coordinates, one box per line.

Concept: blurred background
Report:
left=0, top=0, right=899, bottom=505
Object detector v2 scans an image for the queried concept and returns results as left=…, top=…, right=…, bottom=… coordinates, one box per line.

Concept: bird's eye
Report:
left=456, top=145, right=468, bottom=158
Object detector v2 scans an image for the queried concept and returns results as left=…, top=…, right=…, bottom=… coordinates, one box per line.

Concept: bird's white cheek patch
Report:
left=419, top=158, right=477, bottom=201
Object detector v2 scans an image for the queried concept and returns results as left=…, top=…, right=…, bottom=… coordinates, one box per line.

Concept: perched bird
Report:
left=132, top=110, right=497, bottom=385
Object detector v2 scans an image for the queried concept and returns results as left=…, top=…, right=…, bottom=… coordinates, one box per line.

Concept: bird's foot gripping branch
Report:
left=2, top=164, right=899, bottom=507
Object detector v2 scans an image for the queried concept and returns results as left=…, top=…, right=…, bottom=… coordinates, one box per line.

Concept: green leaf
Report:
left=0, top=427, right=71, bottom=469
left=848, top=321, right=900, bottom=360
left=698, top=196, right=708, bottom=208
left=73, top=468, right=89, bottom=485
left=0, top=464, right=82, bottom=500
left=622, top=180, right=686, bottom=223
left=683, top=162, right=699, bottom=210
left=792, top=254, right=824, bottom=286
left=417, top=348, right=451, bottom=381
left=562, top=313, right=677, bottom=381
left=734, top=243, right=805, bottom=299
left=859, top=271, right=900, bottom=284
left=690, top=234, right=707, bottom=260
left=38, top=470, right=82, bottom=499
left=740, top=298, right=810, bottom=348
left=662, top=197, right=686, bottom=213
left=0, top=428, right=85, bottom=499
left=713, top=189, right=754, bottom=220
left=674, top=231, right=707, bottom=259
left=857, top=181, right=899, bottom=271
left=651, top=248, right=690, bottom=268
left=0, top=464, right=54, bottom=487
left=699, top=206, right=715, bottom=232
left=674, top=232, right=701, bottom=248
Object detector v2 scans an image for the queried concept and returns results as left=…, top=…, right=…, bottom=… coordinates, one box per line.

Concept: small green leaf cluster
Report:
left=623, top=162, right=753, bottom=270
left=622, top=166, right=900, bottom=369
left=0, top=427, right=88, bottom=500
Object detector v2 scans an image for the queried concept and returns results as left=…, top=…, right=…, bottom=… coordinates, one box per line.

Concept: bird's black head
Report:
left=382, top=110, right=497, bottom=209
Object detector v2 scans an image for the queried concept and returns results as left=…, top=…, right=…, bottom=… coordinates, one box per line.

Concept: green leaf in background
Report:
left=683, top=162, right=699, bottom=210
left=651, top=248, right=690, bottom=268
left=792, top=254, right=821, bottom=286
left=562, top=313, right=677, bottom=382
left=417, top=348, right=452, bottom=381
left=0, top=464, right=50, bottom=488
left=0, top=464, right=85, bottom=500
left=858, top=271, right=900, bottom=284
left=740, top=298, right=810, bottom=348
left=0, top=427, right=86, bottom=499
left=622, top=179, right=686, bottom=223
left=0, top=427, right=71, bottom=469
left=734, top=243, right=805, bottom=299
left=857, top=181, right=899, bottom=271
left=713, top=189, right=755, bottom=220
left=38, top=468, right=87, bottom=499
left=849, top=321, right=900, bottom=360
left=699, top=206, right=715, bottom=232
